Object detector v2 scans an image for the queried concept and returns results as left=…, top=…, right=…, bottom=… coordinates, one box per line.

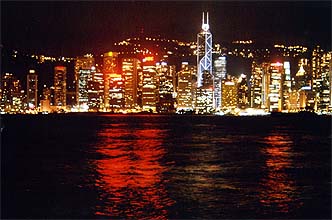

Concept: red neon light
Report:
left=55, top=66, right=66, bottom=71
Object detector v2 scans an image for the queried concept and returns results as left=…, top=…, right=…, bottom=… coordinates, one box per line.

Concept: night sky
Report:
left=2, top=1, right=331, bottom=56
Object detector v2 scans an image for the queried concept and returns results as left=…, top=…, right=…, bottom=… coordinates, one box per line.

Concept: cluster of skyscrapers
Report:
left=1, top=12, right=331, bottom=115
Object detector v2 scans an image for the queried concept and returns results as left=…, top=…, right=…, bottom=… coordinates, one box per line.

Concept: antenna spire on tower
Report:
left=201, top=11, right=210, bottom=31
left=207, top=12, right=209, bottom=25
left=202, top=12, right=205, bottom=25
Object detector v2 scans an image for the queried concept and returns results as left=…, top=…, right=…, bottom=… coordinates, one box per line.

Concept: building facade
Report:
left=54, top=66, right=67, bottom=109
left=177, top=62, right=195, bottom=112
left=27, top=69, right=38, bottom=110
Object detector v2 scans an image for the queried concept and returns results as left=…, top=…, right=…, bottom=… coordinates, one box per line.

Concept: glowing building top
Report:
left=201, top=12, right=210, bottom=32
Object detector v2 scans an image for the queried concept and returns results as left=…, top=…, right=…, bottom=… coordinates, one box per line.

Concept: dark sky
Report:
left=1, top=1, right=331, bottom=56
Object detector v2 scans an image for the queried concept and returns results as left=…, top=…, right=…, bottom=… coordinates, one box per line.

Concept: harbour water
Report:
left=1, top=114, right=331, bottom=219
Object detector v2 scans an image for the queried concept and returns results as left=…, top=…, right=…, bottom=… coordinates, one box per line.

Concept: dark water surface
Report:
left=1, top=114, right=331, bottom=219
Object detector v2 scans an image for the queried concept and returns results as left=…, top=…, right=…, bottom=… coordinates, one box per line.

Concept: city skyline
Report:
left=1, top=1, right=331, bottom=115
left=2, top=1, right=331, bottom=56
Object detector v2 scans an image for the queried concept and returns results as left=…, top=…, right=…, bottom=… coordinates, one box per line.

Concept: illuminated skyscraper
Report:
left=75, top=54, right=95, bottom=110
left=213, top=56, right=227, bottom=110
left=122, top=58, right=141, bottom=110
left=197, top=12, right=213, bottom=88
left=195, top=70, right=214, bottom=114
left=312, top=45, right=324, bottom=93
left=311, top=48, right=331, bottom=112
left=87, top=68, right=104, bottom=111
left=330, top=57, right=332, bottom=109
left=177, top=62, right=195, bottom=112
left=268, top=62, right=284, bottom=112
left=54, top=66, right=67, bottom=108
left=250, top=61, right=270, bottom=109
left=40, top=85, right=52, bottom=112
left=142, top=56, right=157, bottom=112
left=250, top=61, right=263, bottom=108
left=295, top=59, right=311, bottom=90
left=1, top=73, right=24, bottom=113
left=291, top=59, right=314, bottom=111
left=237, top=74, right=249, bottom=109
left=103, top=52, right=124, bottom=111
left=156, top=62, right=176, bottom=113
left=221, top=77, right=237, bottom=109
left=261, top=63, right=270, bottom=109
left=282, top=61, right=291, bottom=110
left=27, top=69, right=38, bottom=110
left=316, top=52, right=331, bottom=111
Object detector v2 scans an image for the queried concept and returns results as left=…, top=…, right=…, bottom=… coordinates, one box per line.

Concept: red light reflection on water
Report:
left=93, top=127, right=174, bottom=219
left=259, top=134, right=301, bottom=214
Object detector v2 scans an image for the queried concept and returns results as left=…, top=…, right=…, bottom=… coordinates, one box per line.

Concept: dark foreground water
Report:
left=1, top=114, right=331, bottom=219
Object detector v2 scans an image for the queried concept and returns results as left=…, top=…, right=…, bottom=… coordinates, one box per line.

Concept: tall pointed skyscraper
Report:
left=197, top=12, right=213, bottom=88
left=195, top=12, right=214, bottom=113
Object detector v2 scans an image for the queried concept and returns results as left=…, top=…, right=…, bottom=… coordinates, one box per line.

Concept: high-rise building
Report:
left=27, top=69, right=38, bottom=110
left=142, top=56, right=158, bottom=112
left=87, top=67, right=104, bottom=111
left=261, top=63, right=270, bottom=109
left=282, top=61, right=291, bottom=111
left=288, top=90, right=299, bottom=112
left=75, top=54, right=95, bottom=110
left=103, top=52, right=124, bottom=111
left=312, top=45, right=324, bottom=93
left=197, top=12, right=212, bottom=87
left=268, top=62, right=284, bottom=112
left=213, top=56, right=227, bottom=110
left=40, top=85, right=52, bottom=112
left=250, top=61, right=270, bottom=109
left=195, top=70, right=214, bottom=114
left=221, top=77, right=238, bottom=109
left=122, top=58, right=142, bottom=110
left=78, top=69, right=92, bottom=110
left=295, top=59, right=311, bottom=90
left=156, top=62, right=176, bottom=113
left=177, top=62, right=195, bottom=112
left=316, top=52, right=331, bottom=111
left=250, top=61, right=263, bottom=108
left=330, top=57, right=332, bottom=109
left=54, top=66, right=67, bottom=108
left=237, top=74, right=249, bottom=109
left=292, top=58, right=315, bottom=111
left=1, top=73, right=24, bottom=113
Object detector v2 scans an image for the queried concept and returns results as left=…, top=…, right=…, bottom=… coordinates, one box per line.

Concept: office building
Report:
left=237, top=74, right=249, bottom=109
left=213, top=56, right=227, bottom=110
left=88, top=68, right=104, bottom=111
left=122, top=58, right=142, bottom=110
left=75, top=54, right=95, bottom=110
left=221, top=77, right=238, bottom=109
left=250, top=61, right=263, bottom=108
left=196, top=12, right=214, bottom=112
left=103, top=52, right=124, bottom=111
left=268, top=62, right=284, bottom=112
left=54, top=66, right=67, bottom=108
left=156, top=62, right=176, bottom=113
left=141, top=56, right=158, bottom=112
left=195, top=70, right=214, bottom=114
left=1, top=73, right=24, bottom=113
left=295, top=59, right=311, bottom=90
left=282, top=61, right=291, bottom=111
left=316, top=52, right=331, bottom=111
left=177, top=62, right=195, bottom=112
left=197, top=12, right=213, bottom=87
left=27, top=69, right=38, bottom=110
